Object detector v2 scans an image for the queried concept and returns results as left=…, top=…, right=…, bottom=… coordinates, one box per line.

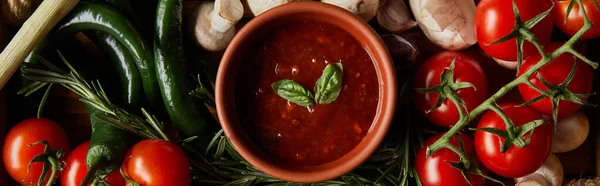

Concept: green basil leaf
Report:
left=314, top=63, right=343, bottom=104
left=271, top=80, right=315, bottom=107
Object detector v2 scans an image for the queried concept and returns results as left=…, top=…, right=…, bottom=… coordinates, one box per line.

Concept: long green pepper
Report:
left=79, top=31, right=135, bottom=186
left=154, top=0, right=217, bottom=151
left=56, top=2, right=160, bottom=108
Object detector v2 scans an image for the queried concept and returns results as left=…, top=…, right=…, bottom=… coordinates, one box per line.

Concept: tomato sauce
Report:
left=235, top=21, right=379, bottom=166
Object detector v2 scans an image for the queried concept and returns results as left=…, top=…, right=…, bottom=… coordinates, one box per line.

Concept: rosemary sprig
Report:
left=20, top=52, right=165, bottom=140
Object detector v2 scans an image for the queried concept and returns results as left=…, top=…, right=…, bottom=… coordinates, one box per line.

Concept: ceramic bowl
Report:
left=216, top=1, right=396, bottom=182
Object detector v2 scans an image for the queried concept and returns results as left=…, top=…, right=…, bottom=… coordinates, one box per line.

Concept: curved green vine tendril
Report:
left=427, top=0, right=599, bottom=171
left=23, top=140, right=64, bottom=186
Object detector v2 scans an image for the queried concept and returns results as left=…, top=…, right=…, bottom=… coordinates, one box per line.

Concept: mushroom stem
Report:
left=211, top=0, right=242, bottom=32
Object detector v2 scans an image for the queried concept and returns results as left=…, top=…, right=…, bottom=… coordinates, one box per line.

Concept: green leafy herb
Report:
left=272, top=63, right=345, bottom=106
left=314, top=63, right=344, bottom=104
left=271, top=79, right=315, bottom=107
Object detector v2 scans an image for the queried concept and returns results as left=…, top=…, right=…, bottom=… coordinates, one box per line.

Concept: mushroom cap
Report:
left=552, top=112, right=589, bottom=153
left=189, top=1, right=237, bottom=51
left=514, top=154, right=563, bottom=186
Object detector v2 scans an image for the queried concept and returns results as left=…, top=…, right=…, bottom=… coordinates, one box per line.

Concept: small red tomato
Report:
left=517, top=42, right=593, bottom=117
left=122, top=139, right=190, bottom=186
left=61, top=141, right=125, bottom=186
left=475, top=0, right=553, bottom=61
left=416, top=133, right=486, bottom=186
left=413, top=51, right=488, bottom=128
left=2, top=118, right=71, bottom=185
left=554, top=0, right=600, bottom=39
left=474, top=104, right=553, bottom=178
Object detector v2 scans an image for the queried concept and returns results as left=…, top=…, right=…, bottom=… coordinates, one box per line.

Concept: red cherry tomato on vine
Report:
left=122, top=139, right=190, bottom=186
left=416, top=132, right=485, bottom=186
left=2, top=118, right=71, bottom=185
left=475, top=0, right=554, bottom=61
left=517, top=42, right=593, bottom=117
left=554, top=0, right=600, bottom=39
left=61, top=141, right=125, bottom=186
left=474, top=104, right=552, bottom=178
left=413, top=51, right=488, bottom=128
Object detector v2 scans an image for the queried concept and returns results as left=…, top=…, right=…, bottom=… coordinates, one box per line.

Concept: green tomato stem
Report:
left=46, top=156, right=60, bottom=186
left=445, top=144, right=471, bottom=169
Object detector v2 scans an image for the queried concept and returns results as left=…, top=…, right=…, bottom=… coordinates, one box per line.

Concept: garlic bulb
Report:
left=322, top=0, right=379, bottom=21
left=409, top=0, right=476, bottom=50
left=377, top=0, right=417, bottom=33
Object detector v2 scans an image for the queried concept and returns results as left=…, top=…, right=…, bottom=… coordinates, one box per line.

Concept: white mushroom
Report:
left=408, top=0, right=476, bottom=50
left=189, top=0, right=244, bottom=51
left=552, top=112, right=589, bottom=153
left=377, top=0, right=417, bottom=33
left=322, top=0, right=379, bottom=21
left=514, top=154, right=563, bottom=186
left=242, top=0, right=309, bottom=17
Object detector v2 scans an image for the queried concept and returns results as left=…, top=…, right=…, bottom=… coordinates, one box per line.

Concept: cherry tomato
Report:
left=62, top=141, right=125, bottom=186
left=554, top=0, right=600, bottom=39
left=475, top=0, right=554, bottom=61
left=416, top=132, right=485, bottom=186
left=2, top=118, right=71, bottom=185
left=413, top=51, right=488, bottom=128
left=122, top=139, right=190, bottom=186
left=517, top=42, right=593, bottom=117
left=474, top=104, right=553, bottom=178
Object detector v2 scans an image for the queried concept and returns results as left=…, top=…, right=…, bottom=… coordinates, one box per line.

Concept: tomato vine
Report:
left=424, top=0, right=599, bottom=180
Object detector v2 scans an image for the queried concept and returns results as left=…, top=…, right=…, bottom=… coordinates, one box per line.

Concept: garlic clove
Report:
left=493, top=57, right=518, bottom=70
left=381, top=34, right=418, bottom=70
left=377, top=0, right=417, bottom=33
left=322, top=0, right=379, bottom=21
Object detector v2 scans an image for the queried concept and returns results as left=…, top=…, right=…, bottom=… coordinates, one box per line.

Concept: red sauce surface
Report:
left=235, top=21, right=379, bottom=166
